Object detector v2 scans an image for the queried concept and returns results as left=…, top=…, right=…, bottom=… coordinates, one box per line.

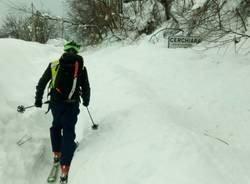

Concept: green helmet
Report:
left=64, top=41, right=81, bottom=53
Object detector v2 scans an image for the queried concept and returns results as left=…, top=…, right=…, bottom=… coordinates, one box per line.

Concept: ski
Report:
left=47, top=142, right=79, bottom=183
left=47, top=162, right=60, bottom=183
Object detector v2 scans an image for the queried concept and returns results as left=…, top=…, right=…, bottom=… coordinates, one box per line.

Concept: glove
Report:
left=35, top=99, right=42, bottom=108
left=83, top=99, right=89, bottom=107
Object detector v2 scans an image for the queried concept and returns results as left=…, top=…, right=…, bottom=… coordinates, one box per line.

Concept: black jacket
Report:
left=35, top=52, right=90, bottom=104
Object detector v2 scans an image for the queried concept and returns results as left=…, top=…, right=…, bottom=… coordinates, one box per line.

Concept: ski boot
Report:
left=60, top=174, right=68, bottom=184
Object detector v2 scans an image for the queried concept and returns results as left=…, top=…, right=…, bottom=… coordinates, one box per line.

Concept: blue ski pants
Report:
left=50, top=101, right=80, bottom=166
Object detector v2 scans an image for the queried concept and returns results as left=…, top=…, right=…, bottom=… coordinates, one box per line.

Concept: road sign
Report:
left=168, top=36, right=201, bottom=48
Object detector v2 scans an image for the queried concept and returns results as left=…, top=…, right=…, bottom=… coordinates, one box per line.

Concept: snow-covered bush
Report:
left=149, top=0, right=250, bottom=47
left=120, top=0, right=165, bottom=39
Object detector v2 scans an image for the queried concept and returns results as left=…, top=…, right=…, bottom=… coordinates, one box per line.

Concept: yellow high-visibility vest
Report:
left=50, top=60, right=59, bottom=89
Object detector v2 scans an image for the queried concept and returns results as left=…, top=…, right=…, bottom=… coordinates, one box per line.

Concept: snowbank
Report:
left=0, top=38, right=61, bottom=183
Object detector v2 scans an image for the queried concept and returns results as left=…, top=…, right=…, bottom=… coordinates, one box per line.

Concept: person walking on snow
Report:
left=34, top=41, right=90, bottom=184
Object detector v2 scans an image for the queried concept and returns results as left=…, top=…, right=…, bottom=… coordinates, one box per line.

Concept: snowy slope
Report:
left=0, top=38, right=250, bottom=184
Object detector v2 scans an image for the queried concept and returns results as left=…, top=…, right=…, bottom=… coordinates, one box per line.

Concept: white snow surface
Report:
left=1, top=38, right=250, bottom=184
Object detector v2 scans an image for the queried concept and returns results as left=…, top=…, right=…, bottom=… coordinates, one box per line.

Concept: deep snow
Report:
left=0, top=37, right=250, bottom=184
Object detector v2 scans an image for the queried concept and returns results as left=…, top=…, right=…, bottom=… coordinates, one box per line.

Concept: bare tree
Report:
left=158, top=0, right=174, bottom=20
left=1, top=15, right=25, bottom=39
left=67, top=0, right=122, bottom=45
left=0, top=3, right=60, bottom=43
left=30, top=10, right=58, bottom=43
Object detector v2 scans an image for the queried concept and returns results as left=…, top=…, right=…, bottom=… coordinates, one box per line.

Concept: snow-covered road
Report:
left=1, top=38, right=250, bottom=184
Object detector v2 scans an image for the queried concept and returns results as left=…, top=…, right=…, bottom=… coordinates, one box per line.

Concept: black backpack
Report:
left=51, top=54, right=82, bottom=100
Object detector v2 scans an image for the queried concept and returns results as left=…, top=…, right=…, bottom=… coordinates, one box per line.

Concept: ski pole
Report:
left=86, top=107, right=99, bottom=130
left=17, top=105, right=35, bottom=113
left=17, top=101, right=49, bottom=113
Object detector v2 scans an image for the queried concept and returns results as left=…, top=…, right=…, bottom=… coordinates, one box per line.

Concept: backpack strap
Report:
left=68, top=61, right=79, bottom=100
left=50, top=60, right=60, bottom=89
left=46, top=60, right=59, bottom=99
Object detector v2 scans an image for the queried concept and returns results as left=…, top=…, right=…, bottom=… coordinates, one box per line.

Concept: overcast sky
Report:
left=0, top=0, right=67, bottom=25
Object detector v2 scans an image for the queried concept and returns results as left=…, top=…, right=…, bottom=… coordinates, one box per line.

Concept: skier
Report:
left=34, top=41, right=90, bottom=184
